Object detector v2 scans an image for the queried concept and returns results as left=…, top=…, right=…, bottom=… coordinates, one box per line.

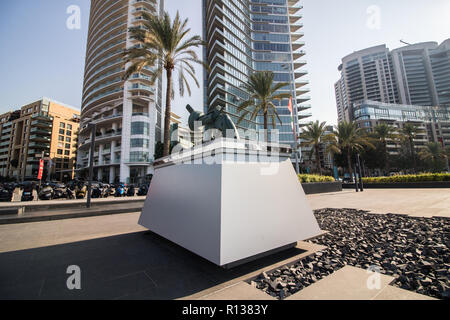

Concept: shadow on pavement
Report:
left=0, top=231, right=305, bottom=300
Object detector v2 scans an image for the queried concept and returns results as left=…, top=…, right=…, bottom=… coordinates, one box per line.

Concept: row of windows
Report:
left=250, top=5, right=287, bottom=14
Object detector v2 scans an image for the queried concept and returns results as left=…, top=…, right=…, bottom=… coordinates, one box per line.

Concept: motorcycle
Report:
left=52, top=183, right=67, bottom=200
left=0, top=184, right=14, bottom=202
left=126, top=185, right=136, bottom=197
left=39, top=184, right=54, bottom=201
left=91, top=184, right=104, bottom=199
left=137, top=184, right=149, bottom=196
left=75, top=183, right=87, bottom=200
left=104, top=185, right=115, bottom=198
left=115, top=184, right=126, bottom=197
left=66, top=188, right=75, bottom=200
left=21, top=182, right=35, bottom=202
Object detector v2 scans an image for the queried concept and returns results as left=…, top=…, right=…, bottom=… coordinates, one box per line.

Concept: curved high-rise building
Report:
left=203, top=0, right=311, bottom=146
left=78, top=0, right=164, bottom=184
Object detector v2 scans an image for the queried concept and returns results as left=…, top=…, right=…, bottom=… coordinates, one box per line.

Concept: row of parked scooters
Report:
left=0, top=181, right=150, bottom=202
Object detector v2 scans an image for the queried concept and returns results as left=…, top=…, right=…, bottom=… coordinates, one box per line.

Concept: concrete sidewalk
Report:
left=0, top=201, right=145, bottom=225
left=0, top=211, right=325, bottom=300
left=0, top=196, right=146, bottom=208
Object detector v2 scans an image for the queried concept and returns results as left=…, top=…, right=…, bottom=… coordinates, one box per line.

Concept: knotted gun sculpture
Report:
left=186, top=105, right=240, bottom=140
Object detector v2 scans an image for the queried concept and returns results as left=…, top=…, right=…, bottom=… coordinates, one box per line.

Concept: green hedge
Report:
left=363, top=173, right=450, bottom=184
left=298, top=174, right=336, bottom=183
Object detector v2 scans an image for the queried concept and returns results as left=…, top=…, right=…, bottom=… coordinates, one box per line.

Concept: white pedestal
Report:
left=139, top=139, right=322, bottom=267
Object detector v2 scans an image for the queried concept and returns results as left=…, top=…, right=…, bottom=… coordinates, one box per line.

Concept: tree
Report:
left=124, top=11, right=207, bottom=157
left=400, top=123, right=424, bottom=172
left=372, top=123, right=398, bottom=175
left=154, top=141, right=164, bottom=160
left=299, top=121, right=334, bottom=175
left=237, top=72, right=290, bottom=142
left=329, top=122, right=374, bottom=179
left=419, top=142, right=447, bottom=172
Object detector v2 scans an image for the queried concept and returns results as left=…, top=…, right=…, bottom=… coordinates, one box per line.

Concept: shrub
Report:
left=298, top=174, right=335, bottom=184
left=362, top=173, right=450, bottom=184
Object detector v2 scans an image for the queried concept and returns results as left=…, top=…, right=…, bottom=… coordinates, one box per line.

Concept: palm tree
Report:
left=400, top=123, right=424, bottom=172
left=299, top=121, right=334, bottom=175
left=419, top=142, right=447, bottom=172
left=237, top=72, right=290, bottom=142
left=329, top=122, right=374, bottom=180
left=373, top=123, right=398, bottom=175
left=123, top=11, right=207, bottom=157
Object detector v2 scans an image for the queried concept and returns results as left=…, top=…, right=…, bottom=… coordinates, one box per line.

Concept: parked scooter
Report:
left=104, top=185, right=115, bottom=198
left=21, top=182, right=35, bottom=202
left=66, top=188, right=75, bottom=200
left=39, top=184, right=54, bottom=201
left=75, top=182, right=87, bottom=200
left=91, top=183, right=104, bottom=199
left=115, top=183, right=126, bottom=197
left=0, top=184, right=14, bottom=202
left=137, top=184, right=149, bottom=196
left=126, top=185, right=135, bottom=197
left=52, top=183, right=67, bottom=200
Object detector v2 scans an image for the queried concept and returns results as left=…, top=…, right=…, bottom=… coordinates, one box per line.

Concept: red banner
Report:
left=38, top=159, right=44, bottom=180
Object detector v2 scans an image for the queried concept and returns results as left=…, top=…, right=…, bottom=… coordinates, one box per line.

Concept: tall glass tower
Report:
left=203, top=0, right=311, bottom=146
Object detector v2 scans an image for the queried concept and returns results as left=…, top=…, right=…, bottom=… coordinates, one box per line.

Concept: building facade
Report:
left=353, top=100, right=450, bottom=155
left=336, top=44, right=399, bottom=122
left=0, top=98, right=80, bottom=182
left=78, top=0, right=164, bottom=184
left=336, top=39, right=450, bottom=123
left=391, top=39, right=450, bottom=107
left=203, top=0, right=311, bottom=147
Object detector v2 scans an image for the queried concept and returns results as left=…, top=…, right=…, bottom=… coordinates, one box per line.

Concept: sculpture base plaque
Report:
left=138, top=139, right=322, bottom=268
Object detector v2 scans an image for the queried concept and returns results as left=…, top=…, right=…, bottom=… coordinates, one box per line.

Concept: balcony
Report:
left=28, top=150, right=50, bottom=157
left=31, top=120, right=53, bottom=128
left=28, top=142, right=50, bottom=149
left=31, top=112, right=53, bottom=121
left=29, top=135, right=51, bottom=142
left=30, top=128, right=52, bottom=135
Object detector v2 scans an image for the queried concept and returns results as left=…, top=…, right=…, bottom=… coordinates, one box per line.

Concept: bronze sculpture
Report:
left=186, top=105, right=240, bottom=140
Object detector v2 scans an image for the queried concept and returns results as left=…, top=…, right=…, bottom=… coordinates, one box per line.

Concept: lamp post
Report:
left=86, top=123, right=96, bottom=209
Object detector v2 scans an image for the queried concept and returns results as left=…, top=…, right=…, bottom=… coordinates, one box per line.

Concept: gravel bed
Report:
left=250, top=209, right=449, bottom=300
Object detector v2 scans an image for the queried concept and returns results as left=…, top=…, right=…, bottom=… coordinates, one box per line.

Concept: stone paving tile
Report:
left=285, top=266, right=395, bottom=300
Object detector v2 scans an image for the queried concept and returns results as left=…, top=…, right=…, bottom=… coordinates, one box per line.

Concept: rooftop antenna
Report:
left=400, top=39, right=411, bottom=46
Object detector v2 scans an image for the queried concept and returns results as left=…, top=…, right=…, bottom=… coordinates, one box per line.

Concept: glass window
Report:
left=131, top=138, right=150, bottom=148
left=129, top=151, right=150, bottom=163
left=60, top=123, right=65, bottom=129
left=65, top=144, right=71, bottom=149
left=57, top=149, right=63, bottom=155
left=58, top=136, right=64, bottom=141
left=67, top=124, right=72, bottom=130
left=66, top=131, right=72, bottom=136
left=64, top=150, right=70, bottom=156
left=131, top=122, right=150, bottom=135
left=66, top=137, right=71, bottom=142
left=59, top=129, right=65, bottom=135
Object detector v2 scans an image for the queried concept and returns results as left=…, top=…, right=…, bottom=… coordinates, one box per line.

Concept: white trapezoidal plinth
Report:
left=139, top=142, right=322, bottom=267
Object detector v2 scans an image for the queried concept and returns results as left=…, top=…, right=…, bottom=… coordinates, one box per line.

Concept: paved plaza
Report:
left=0, top=189, right=448, bottom=300
left=308, top=189, right=450, bottom=218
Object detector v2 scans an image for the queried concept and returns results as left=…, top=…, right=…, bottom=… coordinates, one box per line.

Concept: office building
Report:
left=354, top=100, right=450, bottom=154
left=78, top=0, right=164, bottom=184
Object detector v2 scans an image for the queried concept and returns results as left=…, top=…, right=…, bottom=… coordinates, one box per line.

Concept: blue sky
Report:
left=0, top=0, right=449, bottom=126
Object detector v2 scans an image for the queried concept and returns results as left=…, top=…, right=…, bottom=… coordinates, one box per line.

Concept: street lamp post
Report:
left=86, top=123, right=96, bottom=209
